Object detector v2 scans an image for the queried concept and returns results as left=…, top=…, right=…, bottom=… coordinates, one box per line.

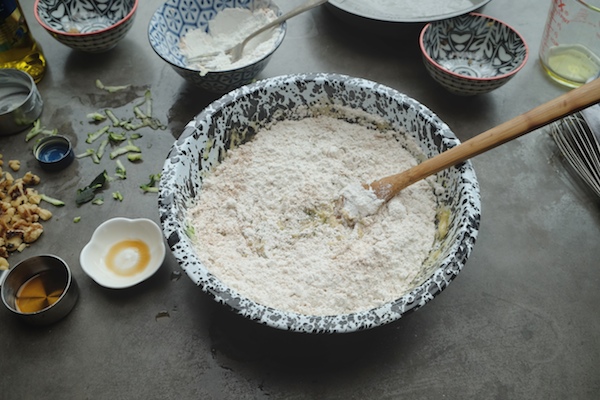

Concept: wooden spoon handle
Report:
left=369, top=77, right=600, bottom=202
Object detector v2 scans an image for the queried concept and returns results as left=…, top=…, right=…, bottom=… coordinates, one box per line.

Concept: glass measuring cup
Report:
left=539, top=0, right=600, bottom=87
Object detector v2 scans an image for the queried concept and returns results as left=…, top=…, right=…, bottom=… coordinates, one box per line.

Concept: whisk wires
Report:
left=550, top=111, right=600, bottom=198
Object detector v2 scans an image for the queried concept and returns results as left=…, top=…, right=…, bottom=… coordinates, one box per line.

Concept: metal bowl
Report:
left=159, top=73, right=481, bottom=333
left=0, top=69, right=43, bottom=136
left=1, top=254, right=78, bottom=326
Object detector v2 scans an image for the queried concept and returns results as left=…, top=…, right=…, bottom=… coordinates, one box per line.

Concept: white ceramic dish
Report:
left=327, top=0, right=492, bottom=23
left=80, top=217, right=166, bottom=289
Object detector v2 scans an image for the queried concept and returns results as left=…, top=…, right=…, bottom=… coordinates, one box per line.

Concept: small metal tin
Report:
left=0, top=254, right=79, bottom=326
left=0, top=69, right=44, bottom=136
left=33, top=135, right=75, bottom=172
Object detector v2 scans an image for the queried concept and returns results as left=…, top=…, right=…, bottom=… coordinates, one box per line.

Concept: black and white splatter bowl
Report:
left=158, top=73, right=481, bottom=333
left=419, top=13, right=528, bottom=96
left=148, top=0, right=286, bottom=93
left=34, top=0, right=138, bottom=53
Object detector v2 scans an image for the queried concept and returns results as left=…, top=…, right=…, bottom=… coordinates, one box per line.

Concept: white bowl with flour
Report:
left=179, top=7, right=282, bottom=75
left=148, top=0, right=286, bottom=93
left=159, top=73, right=481, bottom=333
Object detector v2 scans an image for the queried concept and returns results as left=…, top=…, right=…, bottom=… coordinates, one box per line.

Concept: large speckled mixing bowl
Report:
left=158, top=73, right=481, bottom=333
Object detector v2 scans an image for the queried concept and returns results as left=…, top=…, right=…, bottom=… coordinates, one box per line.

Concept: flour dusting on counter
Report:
left=187, top=113, right=438, bottom=316
left=179, top=7, right=280, bottom=74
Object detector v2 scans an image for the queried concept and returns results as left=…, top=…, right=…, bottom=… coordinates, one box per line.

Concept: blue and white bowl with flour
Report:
left=148, top=0, right=286, bottom=93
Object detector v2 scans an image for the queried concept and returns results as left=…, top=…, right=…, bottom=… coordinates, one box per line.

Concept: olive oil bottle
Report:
left=0, top=0, right=46, bottom=82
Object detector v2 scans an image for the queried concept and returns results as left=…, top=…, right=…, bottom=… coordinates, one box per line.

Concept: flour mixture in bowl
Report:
left=159, top=73, right=481, bottom=333
left=187, top=112, right=438, bottom=316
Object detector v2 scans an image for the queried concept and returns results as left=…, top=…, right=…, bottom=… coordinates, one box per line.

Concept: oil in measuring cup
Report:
left=539, top=0, right=600, bottom=87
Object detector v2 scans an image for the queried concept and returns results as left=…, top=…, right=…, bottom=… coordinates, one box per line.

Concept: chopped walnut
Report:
left=0, top=154, right=50, bottom=268
left=23, top=172, right=41, bottom=186
left=8, top=160, right=20, bottom=172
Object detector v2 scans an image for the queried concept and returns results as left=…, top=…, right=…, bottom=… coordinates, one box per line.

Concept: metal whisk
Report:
left=550, top=102, right=600, bottom=198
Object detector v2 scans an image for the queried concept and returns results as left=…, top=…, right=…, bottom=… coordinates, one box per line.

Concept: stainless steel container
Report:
left=1, top=255, right=79, bottom=326
left=0, top=68, right=43, bottom=136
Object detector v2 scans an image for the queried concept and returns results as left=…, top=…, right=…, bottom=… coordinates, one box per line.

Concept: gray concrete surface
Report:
left=1, top=1, right=599, bottom=399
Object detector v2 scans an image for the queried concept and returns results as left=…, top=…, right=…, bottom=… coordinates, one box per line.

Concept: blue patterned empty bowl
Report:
left=147, top=0, right=286, bottom=93
left=34, top=0, right=138, bottom=53
left=158, top=73, right=481, bottom=333
left=419, top=13, right=528, bottom=96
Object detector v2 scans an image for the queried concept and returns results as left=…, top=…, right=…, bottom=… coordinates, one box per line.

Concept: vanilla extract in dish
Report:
left=105, top=239, right=151, bottom=277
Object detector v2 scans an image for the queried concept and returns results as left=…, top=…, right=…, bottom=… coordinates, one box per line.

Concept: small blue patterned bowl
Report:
left=147, top=0, right=286, bottom=93
left=34, top=0, right=138, bottom=53
left=159, top=73, right=481, bottom=333
left=419, top=13, right=528, bottom=96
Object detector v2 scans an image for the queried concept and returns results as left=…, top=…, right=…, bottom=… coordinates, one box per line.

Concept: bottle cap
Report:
left=33, top=135, right=75, bottom=172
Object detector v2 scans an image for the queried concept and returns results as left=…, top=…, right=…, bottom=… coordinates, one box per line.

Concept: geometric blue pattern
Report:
left=420, top=13, right=528, bottom=96
left=148, top=0, right=285, bottom=93
left=35, top=0, right=138, bottom=53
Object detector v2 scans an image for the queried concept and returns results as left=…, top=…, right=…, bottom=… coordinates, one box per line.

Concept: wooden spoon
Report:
left=364, top=77, right=600, bottom=205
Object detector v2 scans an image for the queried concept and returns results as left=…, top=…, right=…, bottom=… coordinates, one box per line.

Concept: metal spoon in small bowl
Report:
left=338, top=76, right=600, bottom=224
left=189, top=0, right=329, bottom=64
left=229, top=0, right=329, bottom=62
